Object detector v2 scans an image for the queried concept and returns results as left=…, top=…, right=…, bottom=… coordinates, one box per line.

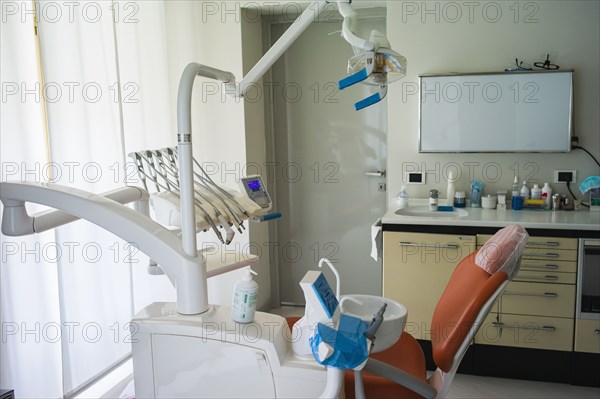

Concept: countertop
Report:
left=382, top=199, right=600, bottom=232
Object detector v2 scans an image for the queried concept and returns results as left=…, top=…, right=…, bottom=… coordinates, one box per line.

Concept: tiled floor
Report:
left=271, top=307, right=600, bottom=399
left=447, top=374, right=599, bottom=399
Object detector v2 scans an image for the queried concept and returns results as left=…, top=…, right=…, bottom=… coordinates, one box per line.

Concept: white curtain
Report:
left=1, top=1, right=175, bottom=397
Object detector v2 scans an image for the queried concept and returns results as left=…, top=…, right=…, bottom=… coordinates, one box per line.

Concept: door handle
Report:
left=365, top=170, right=386, bottom=177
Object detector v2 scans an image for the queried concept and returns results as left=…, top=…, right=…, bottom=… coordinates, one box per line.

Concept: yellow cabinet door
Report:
left=574, top=318, right=600, bottom=354
left=383, top=232, right=476, bottom=340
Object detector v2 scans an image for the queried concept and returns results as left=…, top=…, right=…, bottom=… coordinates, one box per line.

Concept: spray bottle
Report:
left=232, top=268, right=258, bottom=323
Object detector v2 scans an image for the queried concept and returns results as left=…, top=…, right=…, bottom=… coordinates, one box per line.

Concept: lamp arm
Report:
left=236, top=0, right=330, bottom=97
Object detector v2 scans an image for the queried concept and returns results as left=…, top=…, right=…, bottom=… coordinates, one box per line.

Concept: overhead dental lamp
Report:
left=336, top=1, right=407, bottom=110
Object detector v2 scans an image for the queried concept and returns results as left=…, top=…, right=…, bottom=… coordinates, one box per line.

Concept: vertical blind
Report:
left=1, top=1, right=176, bottom=397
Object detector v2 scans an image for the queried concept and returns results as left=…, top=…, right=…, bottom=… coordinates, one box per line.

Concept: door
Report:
left=269, top=13, right=387, bottom=305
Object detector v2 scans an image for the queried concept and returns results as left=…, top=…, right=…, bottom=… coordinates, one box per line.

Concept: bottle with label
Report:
left=531, top=184, right=542, bottom=200
left=541, top=182, right=552, bottom=209
left=429, top=189, right=439, bottom=211
left=232, top=268, right=258, bottom=323
left=511, top=176, right=520, bottom=199
left=446, top=171, right=456, bottom=206
left=520, top=181, right=530, bottom=200
left=396, top=186, right=409, bottom=208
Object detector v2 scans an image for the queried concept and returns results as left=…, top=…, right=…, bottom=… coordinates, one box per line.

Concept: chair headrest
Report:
left=475, top=224, right=529, bottom=279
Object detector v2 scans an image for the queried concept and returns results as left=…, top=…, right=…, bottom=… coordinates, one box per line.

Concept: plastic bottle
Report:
left=429, top=189, right=439, bottom=211
left=511, top=176, right=520, bottom=199
left=531, top=184, right=542, bottom=200
left=232, top=268, right=258, bottom=323
left=396, top=186, right=409, bottom=208
left=541, top=182, right=552, bottom=209
left=520, top=181, right=530, bottom=200
left=446, top=171, right=456, bottom=206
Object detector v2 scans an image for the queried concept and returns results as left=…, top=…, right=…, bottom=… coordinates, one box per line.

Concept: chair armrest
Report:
left=363, top=358, right=437, bottom=399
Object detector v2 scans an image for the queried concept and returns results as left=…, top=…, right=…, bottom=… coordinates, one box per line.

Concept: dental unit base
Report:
left=131, top=303, right=330, bottom=398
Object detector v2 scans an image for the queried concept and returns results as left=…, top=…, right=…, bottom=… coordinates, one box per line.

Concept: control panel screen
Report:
left=248, top=179, right=261, bottom=192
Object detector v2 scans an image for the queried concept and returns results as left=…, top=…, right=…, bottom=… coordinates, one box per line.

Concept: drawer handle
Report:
left=595, top=329, right=600, bottom=335
left=398, top=242, right=460, bottom=250
left=521, top=263, right=559, bottom=270
left=492, top=322, right=556, bottom=332
left=528, top=241, right=560, bottom=247
left=514, top=275, right=559, bottom=282
left=503, top=291, right=558, bottom=298
left=524, top=252, right=560, bottom=259
left=528, top=253, right=560, bottom=259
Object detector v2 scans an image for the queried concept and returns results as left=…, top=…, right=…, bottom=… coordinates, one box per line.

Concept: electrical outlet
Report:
left=554, top=170, right=577, bottom=183
left=405, top=172, right=425, bottom=184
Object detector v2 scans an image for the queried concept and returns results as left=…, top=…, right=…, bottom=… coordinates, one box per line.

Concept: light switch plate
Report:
left=405, top=172, right=425, bottom=184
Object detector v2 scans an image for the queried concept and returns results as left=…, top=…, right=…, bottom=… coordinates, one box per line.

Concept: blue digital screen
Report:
left=312, top=273, right=338, bottom=319
left=248, top=179, right=261, bottom=192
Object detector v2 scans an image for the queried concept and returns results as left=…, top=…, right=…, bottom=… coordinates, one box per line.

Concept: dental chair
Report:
left=287, top=224, right=528, bottom=399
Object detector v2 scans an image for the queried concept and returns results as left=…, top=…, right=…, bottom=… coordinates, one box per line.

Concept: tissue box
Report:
left=591, top=188, right=600, bottom=212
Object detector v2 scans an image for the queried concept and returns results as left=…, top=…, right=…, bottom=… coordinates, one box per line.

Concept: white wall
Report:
left=241, top=14, right=272, bottom=310
left=386, top=0, right=600, bottom=202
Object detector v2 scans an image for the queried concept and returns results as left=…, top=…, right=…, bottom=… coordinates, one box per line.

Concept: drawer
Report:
left=476, top=313, right=574, bottom=351
left=501, top=281, right=576, bottom=318
left=522, top=247, right=577, bottom=262
left=513, top=270, right=576, bottom=285
left=519, top=259, right=577, bottom=273
left=385, top=232, right=476, bottom=267
left=477, top=234, right=578, bottom=250
left=574, top=318, right=600, bottom=353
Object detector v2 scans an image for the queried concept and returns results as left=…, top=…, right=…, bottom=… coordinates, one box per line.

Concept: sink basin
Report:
left=339, top=294, right=407, bottom=353
left=395, top=206, right=468, bottom=218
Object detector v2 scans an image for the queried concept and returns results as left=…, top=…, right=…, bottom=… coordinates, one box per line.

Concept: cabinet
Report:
left=383, top=232, right=476, bottom=340
left=574, top=319, right=600, bottom=353
left=475, top=234, right=578, bottom=351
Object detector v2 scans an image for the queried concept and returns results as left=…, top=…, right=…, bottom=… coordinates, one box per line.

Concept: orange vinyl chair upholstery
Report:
left=338, top=224, right=528, bottom=399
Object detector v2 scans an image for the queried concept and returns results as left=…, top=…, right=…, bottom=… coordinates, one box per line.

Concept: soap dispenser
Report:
left=511, top=176, right=520, bottom=199
left=396, top=186, right=409, bottom=208
left=232, top=268, right=258, bottom=323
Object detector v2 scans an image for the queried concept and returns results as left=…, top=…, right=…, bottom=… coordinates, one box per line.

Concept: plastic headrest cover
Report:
left=475, top=224, right=529, bottom=279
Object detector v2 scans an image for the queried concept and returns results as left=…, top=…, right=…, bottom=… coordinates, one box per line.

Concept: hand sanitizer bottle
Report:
left=531, top=184, right=542, bottom=200
left=541, top=183, right=552, bottom=209
left=396, top=186, right=409, bottom=208
left=232, top=268, right=258, bottom=323
left=511, top=176, right=520, bottom=199
left=446, top=171, right=456, bottom=206
left=520, top=181, right=530, bottom=200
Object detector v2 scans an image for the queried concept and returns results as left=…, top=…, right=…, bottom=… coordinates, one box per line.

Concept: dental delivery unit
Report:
left=0, top=1, right=414, bottom=397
